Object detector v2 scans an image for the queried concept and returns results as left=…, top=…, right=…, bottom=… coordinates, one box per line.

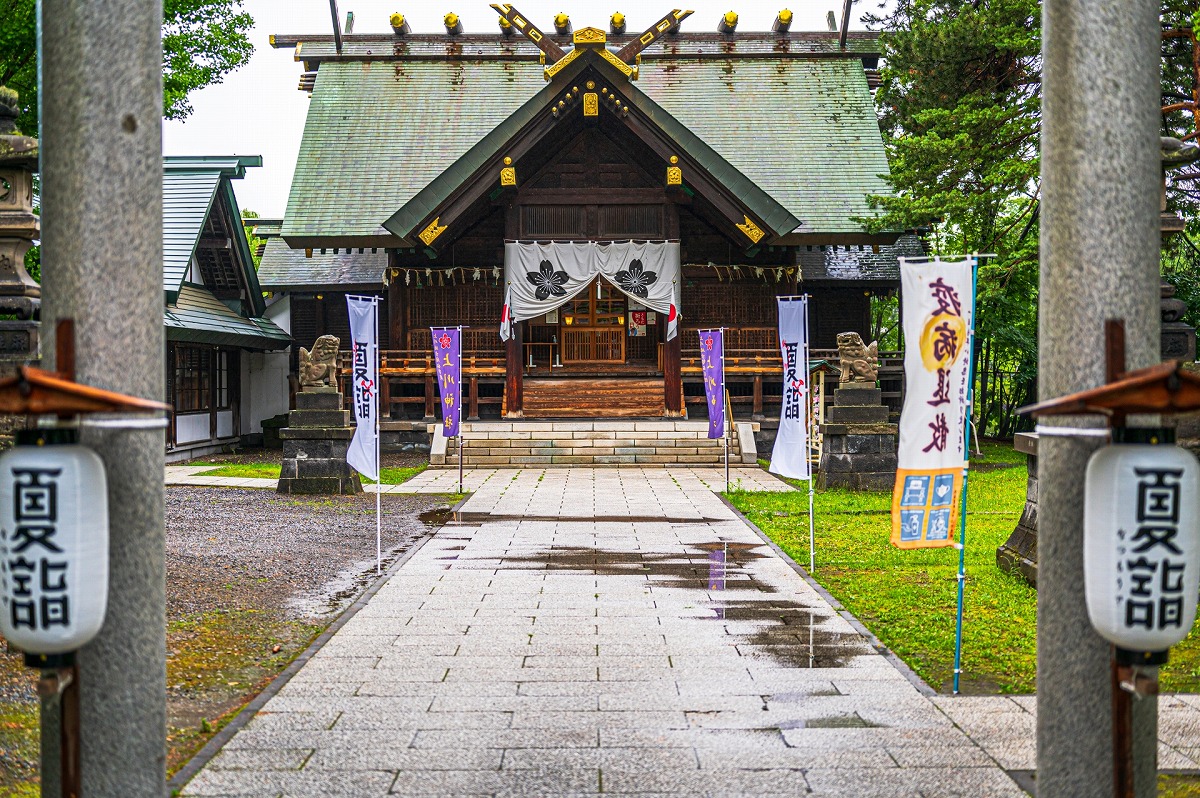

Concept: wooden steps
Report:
left=521, top=378, right=666, bottom=419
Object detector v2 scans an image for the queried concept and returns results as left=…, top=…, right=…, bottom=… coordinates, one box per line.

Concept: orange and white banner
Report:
left=891, top=257, right=975, bottom=549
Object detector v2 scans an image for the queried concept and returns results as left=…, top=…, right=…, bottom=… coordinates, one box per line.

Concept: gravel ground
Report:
left=0, top=483, right=457, bottom=789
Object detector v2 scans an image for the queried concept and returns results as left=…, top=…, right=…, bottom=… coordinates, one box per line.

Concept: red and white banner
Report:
left=346, top=295, right=379, bottom=481
left=891, top=258, right=975, bottom=549
left=769, top=297, right=811, bottom=480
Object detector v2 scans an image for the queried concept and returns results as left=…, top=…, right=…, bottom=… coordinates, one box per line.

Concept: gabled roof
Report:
left=165, top=284, right=291, bottom=351
left=277, top=30, right=892, bottom=248
left=162, top=155, right=264, bottom=303
left=381, top=51, right=799, bottom=248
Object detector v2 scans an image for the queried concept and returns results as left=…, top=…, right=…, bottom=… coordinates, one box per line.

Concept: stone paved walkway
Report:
left=175, top=467, right=1200, bottom=797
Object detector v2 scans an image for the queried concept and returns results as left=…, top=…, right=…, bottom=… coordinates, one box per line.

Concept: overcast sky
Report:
left=162, top=0, right=873, bottom=218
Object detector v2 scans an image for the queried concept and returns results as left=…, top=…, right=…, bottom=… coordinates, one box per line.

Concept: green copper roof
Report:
left=284, top=60, right=544, bottom=244
left=382, top=51, right=799, bottom=243
left=165, top=284, right=291, bottom=350
left=258, top=238, right=386, bottom=289
left=282, top=47, right=890, bottom=245
left=638, top=58, right=890, bottom=236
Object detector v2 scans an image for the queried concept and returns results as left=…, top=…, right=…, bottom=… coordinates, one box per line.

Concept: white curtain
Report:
left=500, top=241, right=680, bottom=340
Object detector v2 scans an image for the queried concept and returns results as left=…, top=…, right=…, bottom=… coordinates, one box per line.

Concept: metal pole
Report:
left=375, top=298, right=381, bottom=575
left=951, top=257, right=980, bottom=696
left=1040, top=0, right=1161, bottom=790
left=805, top=296, right=815, bottom=573
left=39, top=0, right=166, bottom=793
left=458, top=326, right=464, bottom=493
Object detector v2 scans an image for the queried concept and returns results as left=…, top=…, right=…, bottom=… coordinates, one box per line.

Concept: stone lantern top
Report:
left=0, top=88, right=37, bottom=170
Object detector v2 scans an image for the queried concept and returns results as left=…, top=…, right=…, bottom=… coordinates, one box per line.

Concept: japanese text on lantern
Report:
left=4, top=468, right=68, bottom=631
left=353, top=342, right=373, bottom=421
left=1119, top=467, right=1187, bottom=631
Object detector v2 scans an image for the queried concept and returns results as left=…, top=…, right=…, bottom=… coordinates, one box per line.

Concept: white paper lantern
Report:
left=0, top=432, right=108, bottom=654
left=1084, top=437, right=1200, bottom=652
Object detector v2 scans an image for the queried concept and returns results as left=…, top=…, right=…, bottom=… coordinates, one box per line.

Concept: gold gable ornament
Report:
left=573, top=27, right=607, bottom=46
left=500, top=157, right=517, bottom=186
left=736, top=215, right=766, bottom=244
left=583, top=92, right=599, bottom=116
left=666, top=155, right=682, bottom=186
left=419, top=217, right=448, bottom=246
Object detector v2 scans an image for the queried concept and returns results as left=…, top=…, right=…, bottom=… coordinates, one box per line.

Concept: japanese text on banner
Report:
left=432, top=327, right=462, bottom=438
left=891, top=259, right=975, bottom=549
left=699, top=329, right=725, bottom=440
left=346, top=296, right=379, bottom=481
left=770, top=297, right=811, bottom=480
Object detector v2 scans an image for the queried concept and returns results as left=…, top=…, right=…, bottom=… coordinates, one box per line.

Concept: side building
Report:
left=261, top=15, right=920, bottom=423
left=163, top=156, right=291, bottom=461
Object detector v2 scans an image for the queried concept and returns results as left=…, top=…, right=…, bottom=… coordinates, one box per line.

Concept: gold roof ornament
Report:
left=736, top=215, right=765, bottom=243
left=573, top=27, right=607, bottom=46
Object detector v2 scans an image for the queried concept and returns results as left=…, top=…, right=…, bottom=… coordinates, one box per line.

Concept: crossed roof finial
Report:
left=488, top=5, right=694, bottom=80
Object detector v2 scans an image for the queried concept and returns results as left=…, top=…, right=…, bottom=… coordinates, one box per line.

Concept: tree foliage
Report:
left=0, top=0, right=253, bottom=135
left=865, top=0, right=1200, bottom=437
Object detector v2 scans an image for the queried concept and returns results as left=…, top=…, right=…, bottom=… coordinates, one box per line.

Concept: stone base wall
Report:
left=434, top=420, right=749, bottom=467
left=817, top=384, right=897, bottom=491
left=277, top=390, right=362, bottom=494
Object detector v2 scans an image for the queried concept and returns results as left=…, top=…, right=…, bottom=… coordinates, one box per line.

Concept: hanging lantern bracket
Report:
left=0, top=320, right=168, bottom=421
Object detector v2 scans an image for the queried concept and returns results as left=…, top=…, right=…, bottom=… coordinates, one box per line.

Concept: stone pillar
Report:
left=996, top=432, right=1039, bottom=585
left=817, top=383, right=897, bottom=491
left=40, top=0, right=167, bottom=793
left=277, top=389, right=363, bottom=494
left=1040, top=0, right=1161, bottom=791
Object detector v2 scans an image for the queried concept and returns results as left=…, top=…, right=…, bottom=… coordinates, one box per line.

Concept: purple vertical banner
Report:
left=431, top=327, right=462, bottom=437
left=699, top=329, right=725, bottom=439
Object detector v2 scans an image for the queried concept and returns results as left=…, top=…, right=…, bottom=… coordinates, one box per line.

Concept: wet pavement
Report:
left=177, top=468, right=1047, bottom=797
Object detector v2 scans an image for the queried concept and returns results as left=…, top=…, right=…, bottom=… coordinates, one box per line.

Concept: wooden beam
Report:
left=615, top=9, right=694, bottom=63
left=505, top=322, right=524, bottom=417
left=489, top=4, right=566, bottom=61
left=197, top=236, right=232, bottom=250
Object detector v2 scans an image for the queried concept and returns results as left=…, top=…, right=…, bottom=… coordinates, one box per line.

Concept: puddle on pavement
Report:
left=780, top=714, right=882, bottom=729
left=492, top=542, right=872, bottom=669
left=419, top=510, right=728, bottom=526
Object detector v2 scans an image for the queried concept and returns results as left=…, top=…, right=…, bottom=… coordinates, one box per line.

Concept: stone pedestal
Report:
left=277, top=389, right=362, bottom=495
left=817, top=384, right=897, bottom=491
left=996, top=432, right=1039, bottom=586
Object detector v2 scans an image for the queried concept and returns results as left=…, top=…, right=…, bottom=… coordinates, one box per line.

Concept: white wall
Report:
left=240, top=295, right=292, bottom=435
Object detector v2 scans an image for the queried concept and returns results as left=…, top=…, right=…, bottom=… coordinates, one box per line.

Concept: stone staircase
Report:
left=432, top=419, right=758, bottom=467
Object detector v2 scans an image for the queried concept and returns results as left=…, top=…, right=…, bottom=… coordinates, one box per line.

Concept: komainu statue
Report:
left=299, top=335, right=340, bottom=389
left=836, top=331, right=879, bottom=384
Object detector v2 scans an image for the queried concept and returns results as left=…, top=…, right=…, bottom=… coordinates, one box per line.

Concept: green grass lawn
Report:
left=197, top=463, right=428, bottom=486
left=729, top=441, right=1200, bottom=695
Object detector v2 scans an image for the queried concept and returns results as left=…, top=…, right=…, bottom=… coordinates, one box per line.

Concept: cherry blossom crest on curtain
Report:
left=499, top=242, right=681, bottom=341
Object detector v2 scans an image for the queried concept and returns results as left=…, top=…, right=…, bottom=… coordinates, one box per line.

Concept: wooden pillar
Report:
left=469, top=375, right=480, bottom=420
left=752, top=375, right=763, bottom=419
left=388, top=264, right=406, bottom=351
left=505, top=321, right=523, bottom=417
left=424, top=372, right=436, bottom=420
left=664, top=327, right=682, bottom=416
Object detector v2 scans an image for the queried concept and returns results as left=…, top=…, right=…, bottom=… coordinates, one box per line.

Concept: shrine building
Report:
left=259, top=8, right=919, bottom=426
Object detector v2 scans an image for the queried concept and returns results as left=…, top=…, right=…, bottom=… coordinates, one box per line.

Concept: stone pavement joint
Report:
left=176, top=467, right=1200, bottom=797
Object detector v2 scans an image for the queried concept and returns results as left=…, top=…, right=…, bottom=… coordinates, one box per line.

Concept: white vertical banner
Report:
left=346, top=295, right=380, bottom=482
left=892, top=257, right=975, bottom=548
left=770, top=296, right=811, bottom=480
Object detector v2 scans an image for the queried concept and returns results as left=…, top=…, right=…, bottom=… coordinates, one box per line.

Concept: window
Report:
left=174, top=346, right=211, bottom=412
left=216, top=350, right=231, bottom=410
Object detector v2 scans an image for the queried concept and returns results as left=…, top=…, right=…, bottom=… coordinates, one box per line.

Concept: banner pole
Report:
left=375, top=297, right=381, bottom=576
left=722, top=328, right=729, bottom=492
left=952, top=256, right=980, bottom=695
left=458, top=326, right=464, bottom=493
left=804, top=297, right=815, bottom=573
